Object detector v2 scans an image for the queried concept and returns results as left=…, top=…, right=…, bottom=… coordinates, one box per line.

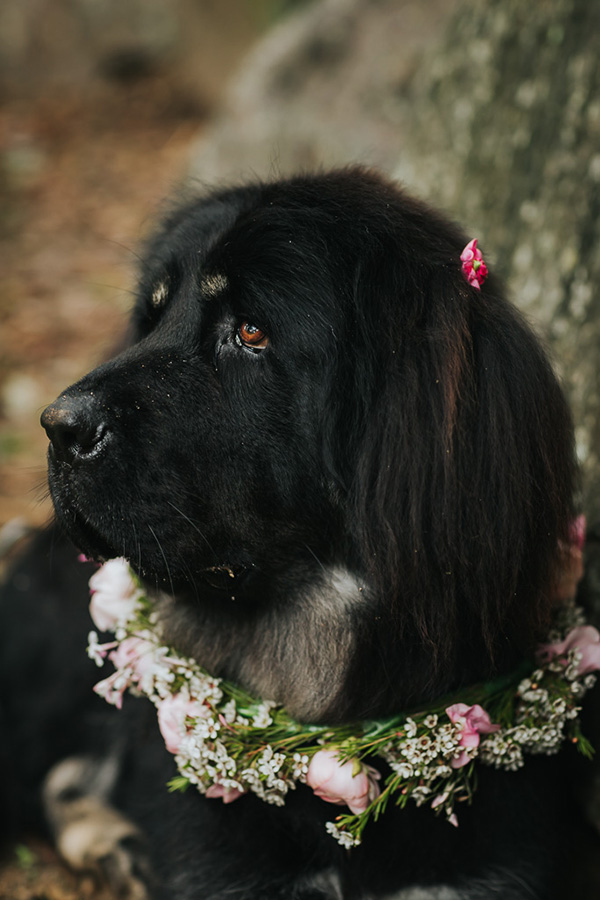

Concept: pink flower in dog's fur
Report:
left=553, top=545, right=584, bottom=602
left=553, top=515, right=586, bottom=602
left=157, top=693, right=210, bottom=755
left=538, top=626, right=600, bottom=676
left=89, top=558, right=140, bottom=631
left=205, top=783, right=245, bottom=804
left=446, top=703, right=500, bottom=768
left=460, top=239, right=488, bottom=290
left=569, top=514, right=587, bottom=551
left=306, top=749, right=381, bottom=814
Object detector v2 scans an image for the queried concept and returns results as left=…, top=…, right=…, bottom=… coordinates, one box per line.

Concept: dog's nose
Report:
left=41, top=394, right=107, bottom=461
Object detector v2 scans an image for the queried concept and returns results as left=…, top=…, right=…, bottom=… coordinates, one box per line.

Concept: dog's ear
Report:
left=334, top=195, right=576, bottom=674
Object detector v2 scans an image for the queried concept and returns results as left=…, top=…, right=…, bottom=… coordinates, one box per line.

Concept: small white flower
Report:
left=252, top=702, right=275, bottom=728
left=325, top=822, right=361, bottom=848
left=292, top=753, right=309, bottom=779
left=412, top=785, right=432, bottom=806
left=393, top=762, right=414, bottom=779
left=86, top=630, right=116, bottom=667
left=221, top=700, right=237, bottom=724
left=404, top=718, right=418, bottom=738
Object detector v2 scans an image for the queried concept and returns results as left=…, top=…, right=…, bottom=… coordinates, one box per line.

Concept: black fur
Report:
left=0, top=168, right=591, bottom=898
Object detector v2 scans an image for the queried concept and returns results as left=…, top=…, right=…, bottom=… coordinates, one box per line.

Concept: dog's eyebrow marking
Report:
left=151, top=281, right=169, bottom=308
left=200, top=273, right=229, bottom=297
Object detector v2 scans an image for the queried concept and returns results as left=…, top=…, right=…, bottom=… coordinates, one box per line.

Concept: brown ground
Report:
left=0, top=839, right=116, bottom=900
left=0, top=75, right=206, bottom=899
left=0, top=78, right=204, bottom=533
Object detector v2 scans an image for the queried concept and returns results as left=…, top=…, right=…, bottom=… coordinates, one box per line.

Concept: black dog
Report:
left=0, top=168, right=593, bottom=898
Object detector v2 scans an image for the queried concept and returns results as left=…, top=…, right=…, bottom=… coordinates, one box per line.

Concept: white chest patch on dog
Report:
left=237, top=566, right=366, bottom=721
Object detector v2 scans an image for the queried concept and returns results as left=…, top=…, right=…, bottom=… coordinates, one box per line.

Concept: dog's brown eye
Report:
left=237, top=322, right=269, bottom=351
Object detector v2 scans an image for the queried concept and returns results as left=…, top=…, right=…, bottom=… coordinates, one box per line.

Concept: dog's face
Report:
left=43, top=182, right=348, bottom=591
left=41, top=169, right=576, bottom=717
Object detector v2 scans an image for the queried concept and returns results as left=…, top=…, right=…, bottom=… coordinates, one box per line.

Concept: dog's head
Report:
left=42, top=168, right=576, bottom=718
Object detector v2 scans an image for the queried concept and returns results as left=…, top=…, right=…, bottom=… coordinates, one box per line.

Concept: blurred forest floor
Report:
left=0, top=838, right=116, bottom=900
left=0, top=77, right=204, bottom=533
left=0, top=76, right=206, bottom=898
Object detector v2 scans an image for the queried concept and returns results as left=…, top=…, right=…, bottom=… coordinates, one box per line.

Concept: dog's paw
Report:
left=43, top=755, right=153, bottom=899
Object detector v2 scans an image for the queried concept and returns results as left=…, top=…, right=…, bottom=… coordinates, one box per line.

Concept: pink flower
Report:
left=109, top=637, right=156, bottom=681
left=569, top=514, right=587, bottom=551
left=552, top=545, right=584, bottom=602
left=460, top=239, right=488, bottom=290
left=306, top=749, right=381, bottom=815
left=446, top=703, right=500, bottom=768
left=157, top=693, right=211, bottom=755
left=205, top=783, right=245, bottom=804
left=89, top=558, right=140, bottom=631
left=552, top=515, right=586, bottom=602
left=538, top=626, right=600, bottom=676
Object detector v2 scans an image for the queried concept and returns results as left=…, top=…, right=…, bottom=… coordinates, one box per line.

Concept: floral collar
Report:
left=86, top=535, right=597, bottom=848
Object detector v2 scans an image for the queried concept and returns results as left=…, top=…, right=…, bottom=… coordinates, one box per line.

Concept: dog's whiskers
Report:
left=127, top=514, right=143, bottom=574
left=166, top=501, right=217, bottom=557
left=304, top=544, right=328, bottom=575
left=148, top=524, right=175, bottom=597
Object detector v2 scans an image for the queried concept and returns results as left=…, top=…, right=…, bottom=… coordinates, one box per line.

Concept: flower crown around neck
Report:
left=86, top=517, right=597, bottom=848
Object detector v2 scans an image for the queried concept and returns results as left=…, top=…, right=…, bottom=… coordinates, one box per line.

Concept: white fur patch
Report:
left=237, top=566, right=366, bottom=720
left=324, top=566, right=365, bottom=613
